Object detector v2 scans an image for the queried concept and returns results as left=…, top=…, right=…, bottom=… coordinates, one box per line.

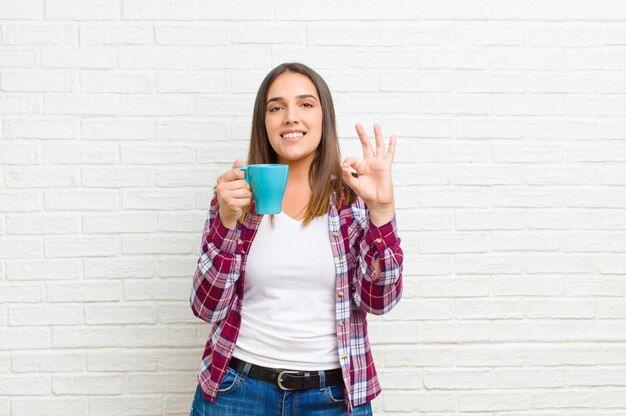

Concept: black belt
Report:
left=228, top=357, right=344, bottom=391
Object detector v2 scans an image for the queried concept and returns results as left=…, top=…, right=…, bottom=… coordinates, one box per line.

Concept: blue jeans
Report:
left=190, top=365, right=373, bottom=416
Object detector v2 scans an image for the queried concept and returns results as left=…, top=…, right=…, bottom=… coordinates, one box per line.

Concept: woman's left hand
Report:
left=342, top=123, right=396, bottom=225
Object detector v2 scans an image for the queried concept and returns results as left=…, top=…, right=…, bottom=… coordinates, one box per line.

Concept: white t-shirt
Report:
left=232, top=211, right=340, bottom=370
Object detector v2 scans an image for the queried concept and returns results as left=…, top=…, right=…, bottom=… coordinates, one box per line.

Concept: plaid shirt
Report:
left=190, top=190, right=403, bottom=413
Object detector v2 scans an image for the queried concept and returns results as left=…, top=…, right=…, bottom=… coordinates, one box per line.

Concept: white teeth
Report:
left=282, top=132, right=304, bottom=139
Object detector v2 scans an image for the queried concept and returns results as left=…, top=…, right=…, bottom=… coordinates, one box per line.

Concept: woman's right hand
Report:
left=216, top=160, right=252, bottom=229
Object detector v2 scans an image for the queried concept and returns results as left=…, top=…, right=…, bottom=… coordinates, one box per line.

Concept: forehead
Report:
left=267, top=72, right=318, bottom=98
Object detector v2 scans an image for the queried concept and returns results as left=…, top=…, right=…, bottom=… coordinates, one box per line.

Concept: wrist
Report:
left=368, top=203, right=395, bottom=227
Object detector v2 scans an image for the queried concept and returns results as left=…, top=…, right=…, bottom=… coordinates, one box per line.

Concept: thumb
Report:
left=232, top=159, right=245, bottom=168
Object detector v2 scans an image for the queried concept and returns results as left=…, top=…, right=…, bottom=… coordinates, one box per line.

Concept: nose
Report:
left=284, top=105, right=299, bottom=124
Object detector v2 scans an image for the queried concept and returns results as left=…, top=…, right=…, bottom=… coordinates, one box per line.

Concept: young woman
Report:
left=190, top=62, right=403, bottom=416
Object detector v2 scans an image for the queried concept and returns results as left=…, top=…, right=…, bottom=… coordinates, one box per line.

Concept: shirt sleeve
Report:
left=351, top=199, right=404, bottom=315
left=190, top=193, right=243, bottom=323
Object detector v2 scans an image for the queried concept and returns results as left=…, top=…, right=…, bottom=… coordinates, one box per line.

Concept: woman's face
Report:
left=264, top=71, right=323, bottom=168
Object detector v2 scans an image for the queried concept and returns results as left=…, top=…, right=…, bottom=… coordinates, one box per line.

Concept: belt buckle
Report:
left=277, top=370, right=300, bottom=391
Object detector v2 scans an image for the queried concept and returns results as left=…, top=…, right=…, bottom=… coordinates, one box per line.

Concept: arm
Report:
left=190, top=194, right=243, bottom=323
left=352, top=201, right=404, bottom=315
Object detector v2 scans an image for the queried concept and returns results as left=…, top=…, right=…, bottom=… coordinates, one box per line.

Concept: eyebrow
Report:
left=266, top=94, right=318, bottom=105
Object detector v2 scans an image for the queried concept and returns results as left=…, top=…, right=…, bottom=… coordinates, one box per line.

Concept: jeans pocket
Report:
left=217, top=367, right=240, bottom=394
left=324, top=384, right=345, bottom=403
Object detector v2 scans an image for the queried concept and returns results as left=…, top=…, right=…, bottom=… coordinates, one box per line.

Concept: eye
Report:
left=268, top=106, right=282, bottom=112
left=302, top=102, right=313, bottom=108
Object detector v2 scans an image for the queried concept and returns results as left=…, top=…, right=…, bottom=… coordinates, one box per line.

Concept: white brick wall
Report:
left=1, top=1, right=626, bottom=415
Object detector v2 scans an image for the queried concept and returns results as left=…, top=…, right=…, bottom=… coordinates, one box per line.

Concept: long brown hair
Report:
left=240, top=62, right=356, bottom=226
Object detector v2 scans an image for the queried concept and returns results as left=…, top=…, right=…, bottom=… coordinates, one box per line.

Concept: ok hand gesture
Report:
left=342, top=123, right=397, bottom=226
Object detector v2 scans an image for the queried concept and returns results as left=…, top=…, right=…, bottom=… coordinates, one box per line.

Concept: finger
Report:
left=355, top=123, right=374, bottom=159
left=342, top=157, right=361, bottom=172
left=374, top=123, right=384, bottom=157
left=219, top=167, right=246, bottom=183
left=341, top=164, right=360, bottom=192
left=228, top=188, right=252, bottom=199
left=386, top=133, right=396, bottom=163
left=222, top=179, right=249, bottom=190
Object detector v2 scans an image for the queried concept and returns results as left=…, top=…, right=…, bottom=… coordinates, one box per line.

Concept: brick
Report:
left=155, top=119, right=228, bottom=141
left=459, top=391, right=527, bottom=411
left=44, top=94, right=119, bottom=115
left=420, top=276, right=490, bottom=297
left=530, top=389, right=598, bottom=409
left=275, top=1, right=347, bottom=21
left=80, top=72, right=152, bottom=93
left=118, top=47, right=192, bottom=70
left=45, top=235, right=119, bottom=258
left=417, top=142, right=489, bottom=162
left=0, top=285, right=42, bottom=303
left=381, top=71, right=452, bottom=92
left=53, top=375, right=123, bottom=395
left=7, top=259, right=81, bottom=281
left=45, top=0, right=119, bottom=20
left=196, top=95, right=254, bottom=116
left=526, top=345, right=600, bottom=366
left=122, top=95, right=194, bottom=116
left=423, top=321, right=491, bottom=343
left=0, top=237, right=42, bottom=259
left=526, top=299, right=596, bottom=319
left=423, top=369, right=491, bottom=389
left=157, top=168, right=222, bottom=187
left=46, top=281, right=121, bottom=302
left=155, top=25, right=229, bottom=45
left=4, top=167, right=79, bottom=188
left=121, top=145, right=194, bottom=164
left=0, top=375, right=50, bottom=395
left=82, top=167, right=156, bottom=188
left=87, top=349, right=158, bottom=371
left=455, top=299, right=525, bottom=319
left=0, top=192, right=43, bottom=212
left=159, top=349, right=199, bottom=371
left=420, top=47, right=488, bottom=69
left=0, top=94, right=40, bottom=114
left=457, top=345, right=525, bottom=367
left=123, top=0, right=271, bottom=20
left=158, top=303, right=201, bottom=324
left=351, top=0, right=423, bottom=19
left=81, top=118, right=153, bottom=140
left=9, top=305, right=81, bottom=326
left=123, top=326, right=197, bottom=347
left=11, top=398, right=87, bottom=416
left=43, top=143, right=119, bottom=164
left=85, top=304, right=156, bottom=324
left=455, top=72, right=525, bottom=93
left=455, top=165, right=525, bottom=185
left=420, top=187, right=489, bottom=208
left=84, top=258, right=154, bottom=279
left=44, top=190, right=119, bottom=211
left=129, top=372, right=195, bottom=393
left=0, top=141, right=39, bottom=164
left=157, top=255, right=197, bottom=278
left=456, top=24, right=525, bottom=46
left=0, top=0, right=43, bottom=19
left=12, top=352, right=84, bottom=372
left=0, top=50, right=36, bottom=68
left=1, top=71, right=75, bottom=92
left=196, top=48, right=269, bottom=69
left=526, top=119, right=598, bottom=140
left=122, top=190, right=195, bottom=211
left=41, top=47, right=115, bottom=69
left=382, top=24, right=453, bottom=46
left=382, top=391, right=455, bottom=412
left=88, top=397, right=162, bottom=416
left=493, top=144, right=561, bottom=163
left=80, top=23, right=153, bottom=45
left=124, top=278, right=190, bottom=301
left=156, top=73, right=227, bottom=93
left=1, top=23, right=75, bottom=45
left=529, top=72, right=597, bottom=93
left=4, top=118, right=78, bottom=139
left=52, top=327, right=122, bottom=348
left=0, top=328, right=50, bottom=350
left=492, top=231, right=561, bottom=251
left=232, top=23, right=305, bottom=45
left=418, top=232, right=489, bottom=254
left=83, top=212, right=157, bottom=234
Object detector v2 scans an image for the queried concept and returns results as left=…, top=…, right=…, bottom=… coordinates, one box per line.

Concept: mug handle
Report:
left=238, top=166, right=250, bottom=183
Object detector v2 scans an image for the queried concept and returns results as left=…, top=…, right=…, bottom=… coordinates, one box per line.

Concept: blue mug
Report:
left=238, top=164, right=288, bottom=214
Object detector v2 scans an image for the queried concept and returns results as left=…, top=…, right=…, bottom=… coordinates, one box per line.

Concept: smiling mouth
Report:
left=281, top=132, right=306, bottom=139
